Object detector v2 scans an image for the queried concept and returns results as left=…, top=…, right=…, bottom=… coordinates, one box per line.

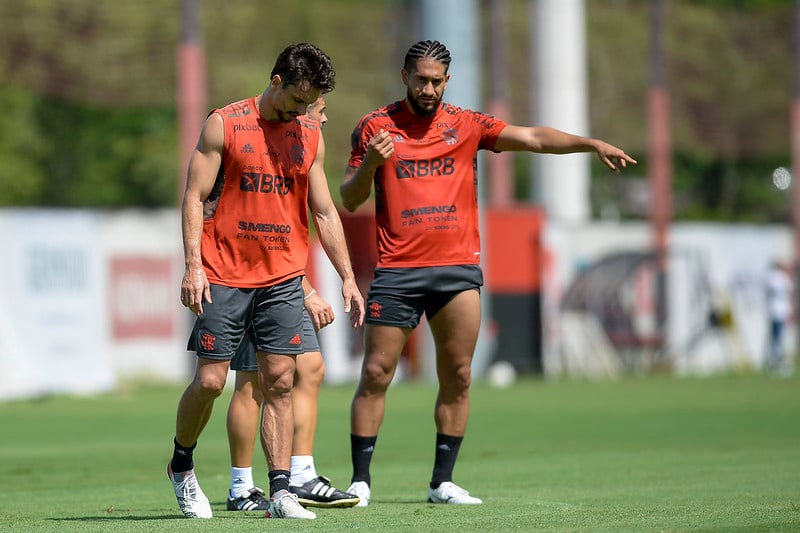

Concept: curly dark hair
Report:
left=403, top=40, right=452, bottom=73
left=270, top=42, right=336, bottom=94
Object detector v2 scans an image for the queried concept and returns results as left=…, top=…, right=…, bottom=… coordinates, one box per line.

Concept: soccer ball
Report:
left=486, top=360, right=516, bottom=388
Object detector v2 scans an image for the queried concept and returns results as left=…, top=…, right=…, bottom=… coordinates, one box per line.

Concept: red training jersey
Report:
left=347, top=101, right=507, bottom=268
left=200, top=96, right=321, bottom=288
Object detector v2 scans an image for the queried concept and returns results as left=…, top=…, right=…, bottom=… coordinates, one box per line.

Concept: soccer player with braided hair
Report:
left=341, top=39, right=636, bottom=506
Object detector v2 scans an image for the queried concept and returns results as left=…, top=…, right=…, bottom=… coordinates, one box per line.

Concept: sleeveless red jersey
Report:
left=201, top=96, right=320, bottom=288
left=348, top=101, right=507, bottom=268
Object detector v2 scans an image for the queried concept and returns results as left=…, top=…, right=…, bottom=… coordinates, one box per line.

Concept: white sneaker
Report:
left=427, top=481, right=483, bottom=504
left=346, top=481, right=371, bottom=507
left=266, top=489, right=317, bottom=519
left=167, top=464, right=213, bottom=518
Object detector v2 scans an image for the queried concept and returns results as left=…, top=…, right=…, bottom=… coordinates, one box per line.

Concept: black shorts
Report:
left=366, top=265, right=483, bottom=328
left=231, top=311, right=320, bottom=372
left=187, top=278, right=305, bottom=359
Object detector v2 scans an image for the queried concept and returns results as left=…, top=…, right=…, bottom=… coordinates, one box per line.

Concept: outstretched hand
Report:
left=594, top=140, right=637, bottom=173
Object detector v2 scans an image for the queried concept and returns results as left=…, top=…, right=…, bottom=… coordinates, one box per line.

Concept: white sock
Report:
left=230, top=466, right=254, bottom=498
left=290, top=455, right=317, bottom=485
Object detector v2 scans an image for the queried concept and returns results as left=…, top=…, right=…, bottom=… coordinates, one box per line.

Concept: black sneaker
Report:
left=288, top=475, right=361, bottom=508
left=226, top=486, right=269, bottom=511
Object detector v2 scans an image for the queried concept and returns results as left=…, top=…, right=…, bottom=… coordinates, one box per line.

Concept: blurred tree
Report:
left=0, top=0, right=793, bottom=222
left=40, top=103, right=177, bottom=207
left=0, top=86, right=47, bottom=205
left=584, top=0, right=792, bottom=221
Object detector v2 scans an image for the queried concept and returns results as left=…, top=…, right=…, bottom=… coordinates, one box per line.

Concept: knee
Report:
left=193, top=374, right=227, bottom=399
left=361, top=358, right=394, bottom=391
left=443, top=364, right=472, bottom=392
left=262, top=368, right=295, bottom=397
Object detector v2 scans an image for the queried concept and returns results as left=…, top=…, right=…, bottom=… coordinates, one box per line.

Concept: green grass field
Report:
left=0, top=373, right=798, bottom=532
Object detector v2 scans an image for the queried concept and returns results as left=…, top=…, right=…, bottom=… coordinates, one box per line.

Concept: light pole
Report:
left=176, top=0, right=207, bottom=203
left=648, top=0, right=672, bottom=358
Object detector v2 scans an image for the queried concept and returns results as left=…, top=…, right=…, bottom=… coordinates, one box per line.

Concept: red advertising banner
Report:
left=110, top=256, right=174, bottom=339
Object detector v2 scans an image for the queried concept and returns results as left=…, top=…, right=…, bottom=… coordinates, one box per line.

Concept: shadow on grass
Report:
left=49, top=515, right=185, bottom=522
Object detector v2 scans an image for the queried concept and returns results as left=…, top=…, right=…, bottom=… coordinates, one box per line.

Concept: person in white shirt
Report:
left=764, top=261, right=794, bottom=374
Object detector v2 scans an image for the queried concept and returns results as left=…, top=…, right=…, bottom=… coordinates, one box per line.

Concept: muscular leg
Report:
left=226, top=353, right=327, bottom=468
left=225, top=370, right=267, bottom=502
left=350, top=324, right=412, bottom=436
left=428, top=289, right=480, bottom=436
left=168, top=357, right=229, bottom=519
left=290, top=351, right=323, bottom=484
left=290, top=350, right=361, bottom=507
left=293, top=351, right=325, bottom=456
left=257, top=351, right=297, bottom=495
left=349, top=324, right=410, bottom=492
left=175, top=357, right=231, bottom=453
left=426, top=289, right=482, bottom=498
left=227, top=371, right=262, bottom=468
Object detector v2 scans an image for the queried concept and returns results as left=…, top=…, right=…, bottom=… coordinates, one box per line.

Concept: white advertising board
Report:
left=0, top=210, right=113, bottom=399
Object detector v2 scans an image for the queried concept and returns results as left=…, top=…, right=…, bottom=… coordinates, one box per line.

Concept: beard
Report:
left=276, top=109, right=301, bottom=123
left=406, top=88, right=440, bottom=118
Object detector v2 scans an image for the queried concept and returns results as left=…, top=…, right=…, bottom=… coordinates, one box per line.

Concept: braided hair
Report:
left=403, top=40, right=452, bottom=73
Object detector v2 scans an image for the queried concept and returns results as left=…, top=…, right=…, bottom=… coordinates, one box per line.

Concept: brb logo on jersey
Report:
left=240, top=172, right=295, bottom=195
left=396, top=157, right=455, bottom=179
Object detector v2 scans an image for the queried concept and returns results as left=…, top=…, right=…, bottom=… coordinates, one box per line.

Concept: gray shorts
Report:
left=231, top=311, right=320, bottom=372
left=366, top=265, right=483, bottom=328
left=186, top=278, right=305, bottom=359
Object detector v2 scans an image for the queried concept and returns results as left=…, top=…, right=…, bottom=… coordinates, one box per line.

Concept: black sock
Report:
left=170, top=437, right=197, bottom=474
left=268, top=470, right=291, bottom=496
left=350, top=434, right=377, bottom=485
left=430, top=433, right=463, bottom=489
